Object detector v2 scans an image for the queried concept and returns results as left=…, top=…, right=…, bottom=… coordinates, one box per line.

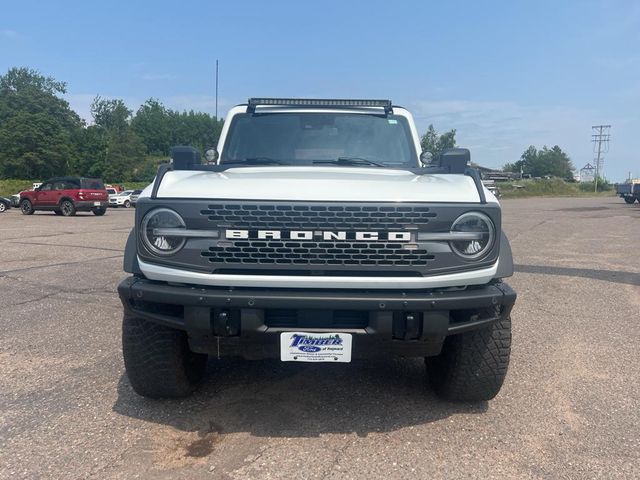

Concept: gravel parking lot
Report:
left=1, top=197, right=639, bottom=479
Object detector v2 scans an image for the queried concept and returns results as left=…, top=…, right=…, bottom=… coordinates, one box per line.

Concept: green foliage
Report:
left=131, top=99, right=172, bottom=155
left=503, top=145, right=574, bottom=179
left=500, top=178, right=614, bottom=198
left=0, top=67, right=83, bottom=179
left=578, top=176, right=612, bottom=192
left=132, top=99, right=224, bottom=156
left=0, top=179, right=37, bottom=197
left=420, top=124, right=457, bottom=155
left=0, top=67, right=224, bottom=184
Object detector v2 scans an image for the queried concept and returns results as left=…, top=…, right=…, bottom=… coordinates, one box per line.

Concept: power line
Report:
left=591, top=125, right=611, bottom=192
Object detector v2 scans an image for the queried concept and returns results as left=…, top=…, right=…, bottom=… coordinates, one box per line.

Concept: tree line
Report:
left=0, top=66, right=575, bottom=182
left=0, top=67, right=223, bottom=182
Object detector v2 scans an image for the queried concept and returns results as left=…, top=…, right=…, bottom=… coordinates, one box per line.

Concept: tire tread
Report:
left=427, top=316, right=511, bottom=402
left=122, top=315, right=207, bottom=398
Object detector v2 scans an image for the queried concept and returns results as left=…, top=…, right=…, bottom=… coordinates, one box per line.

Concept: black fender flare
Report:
left=123, top=229, right=142, bottom=274
left=495, top=232, right=514, bottom=279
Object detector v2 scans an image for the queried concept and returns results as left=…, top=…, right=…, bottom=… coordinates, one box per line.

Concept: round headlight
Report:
left=450, top=212, right=495, bottom=260
left=141, top=208, right=186, bottom=256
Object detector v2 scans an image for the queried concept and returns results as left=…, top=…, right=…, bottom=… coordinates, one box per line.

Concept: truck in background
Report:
left=615, top=180, right=640, bottom=204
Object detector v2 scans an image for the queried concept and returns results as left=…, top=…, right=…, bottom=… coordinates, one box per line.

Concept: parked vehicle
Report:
left=105, top=184, right=124, bottom=193
left=615, top=181, right=640, bottom=204
left=0, top=197, right=11, bottom=213
left=482, top=180, right=501, bottom=198
left=109, top=190, right=135, bottom=208
left=10, top=193, right=21, bottom=207
left=119, top=98, right=516, bottom=402
left=129, top=189, right=143, bottom=207
left=19, top=177, right=108, bottom=216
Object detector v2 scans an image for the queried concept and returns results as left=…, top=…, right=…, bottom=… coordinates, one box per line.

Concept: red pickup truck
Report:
left=20, top=177, right=109, bottom=216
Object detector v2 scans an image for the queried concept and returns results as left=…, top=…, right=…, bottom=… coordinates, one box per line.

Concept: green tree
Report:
left=169, top=109, right=223, bottom=153
left=81, top=96, right=146, bottom=182
left=0, top=67, right=82, bottom=179
left=420, top=124, right=457, bottom=156
left=131, top=98, right=172, bottom=155
left=132, top=99, right=223, bottom=157
left=504, top=145, right=573, bottom=179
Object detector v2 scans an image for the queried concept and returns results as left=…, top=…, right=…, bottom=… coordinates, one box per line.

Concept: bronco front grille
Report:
left=199, top=203, right=438, bottom=268
left=200, top=203, right=437, bottom=230
left=202, top=240, right=435, bottom=266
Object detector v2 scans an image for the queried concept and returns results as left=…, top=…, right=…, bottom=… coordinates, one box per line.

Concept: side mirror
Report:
left=419, top=151, right=433, bottom=166
left=204, top=148, right=219, bottom=164
left=439, top=148, right=470, bottom=173
left=171, top=146, right=201, bottom=170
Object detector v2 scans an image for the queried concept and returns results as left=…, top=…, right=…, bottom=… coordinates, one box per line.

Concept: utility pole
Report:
left=592, top=125, right=611, bottom=192
left=215, top=60, right=219, bottom=120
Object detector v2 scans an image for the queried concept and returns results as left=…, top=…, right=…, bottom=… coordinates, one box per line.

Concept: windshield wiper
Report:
left=313, top=157, right=385, bottom=168
left=224, top=157, right=289, bottom=165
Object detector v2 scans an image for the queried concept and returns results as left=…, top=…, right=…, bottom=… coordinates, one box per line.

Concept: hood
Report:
left=152, top=166, right=489, bottom=203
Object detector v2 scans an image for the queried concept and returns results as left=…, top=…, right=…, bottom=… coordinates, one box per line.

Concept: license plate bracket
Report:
left=280, top=332, right=352, bottom=363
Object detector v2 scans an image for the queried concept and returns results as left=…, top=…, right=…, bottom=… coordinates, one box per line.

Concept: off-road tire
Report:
left=122, top=315, right=208, bottom=398
left=60, top=200, right=76, bottom=216
left=92, top=207, right=106, bottom=216
left=426, top=316, right=511, bottom=402
left=624, top=197, right=635, bottom=204
left=20, top=199, right=34, bottom=215
left=124, top=200, right=131, bottom=208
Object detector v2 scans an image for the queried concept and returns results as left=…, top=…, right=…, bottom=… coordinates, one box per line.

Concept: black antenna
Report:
left=215, top=59, right=219, bottom=120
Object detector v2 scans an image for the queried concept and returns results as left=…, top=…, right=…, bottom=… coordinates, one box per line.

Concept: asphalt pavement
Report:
left=1, top=197, right=639, bottom=479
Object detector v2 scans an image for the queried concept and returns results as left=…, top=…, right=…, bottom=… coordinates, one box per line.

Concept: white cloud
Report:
left=0, top=29, right=22, bottom=39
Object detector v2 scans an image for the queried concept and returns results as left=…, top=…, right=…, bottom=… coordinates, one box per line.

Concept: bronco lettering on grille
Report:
left=225, top=229, right=411, bottom=242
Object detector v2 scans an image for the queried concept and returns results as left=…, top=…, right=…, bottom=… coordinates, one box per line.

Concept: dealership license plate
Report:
left=280, top=332, right=352, bottom=363
left=93, top=201, right=101, bottom=206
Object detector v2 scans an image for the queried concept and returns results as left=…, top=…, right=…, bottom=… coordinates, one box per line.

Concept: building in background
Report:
left=579, top=163, right=596, bottom=183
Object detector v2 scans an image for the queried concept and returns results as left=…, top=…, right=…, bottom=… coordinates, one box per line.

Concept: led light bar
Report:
left=247, top=98, right=392, bottom=113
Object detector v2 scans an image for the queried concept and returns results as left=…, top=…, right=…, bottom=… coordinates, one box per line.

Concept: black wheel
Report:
left=624, top=197, right=635, bottom=204
left=60, top=200, right=76, bottom=216
left=426, top=316, right=511, bottom=402
left=20, top=199, right=34, bottom=215
left=122, top=315, right=208, bottom=398
left=92, top=207, right=106, bottom=216
left=123, top=200, right=131, bottom=208
left=0, top=202, right=6, bottom=213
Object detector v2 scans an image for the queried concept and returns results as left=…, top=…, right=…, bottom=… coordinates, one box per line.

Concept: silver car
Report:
left=129, top=189, right=143, bottom=207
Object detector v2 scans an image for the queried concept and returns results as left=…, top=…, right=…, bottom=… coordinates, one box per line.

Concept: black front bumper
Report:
left=118, top=277, right=516, bottom=359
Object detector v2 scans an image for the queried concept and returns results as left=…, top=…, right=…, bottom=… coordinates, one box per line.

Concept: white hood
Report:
left=151, top=166, right=489, bottom=203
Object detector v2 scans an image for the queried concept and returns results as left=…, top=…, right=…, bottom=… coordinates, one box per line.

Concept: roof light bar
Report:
left=247, top=98, right=393, bottom=113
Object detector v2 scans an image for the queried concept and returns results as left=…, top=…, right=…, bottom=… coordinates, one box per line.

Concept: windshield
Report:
left=220, top=113, right=418, bottom=167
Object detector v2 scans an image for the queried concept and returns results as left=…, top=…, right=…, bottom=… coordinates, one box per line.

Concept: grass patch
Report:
left=0, top=179, right=37, bottom=197
left=499, top=179, right=614, bottom=198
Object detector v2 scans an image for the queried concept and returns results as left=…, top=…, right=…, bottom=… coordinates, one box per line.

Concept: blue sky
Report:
left=1, top=0, right=639, bottom=180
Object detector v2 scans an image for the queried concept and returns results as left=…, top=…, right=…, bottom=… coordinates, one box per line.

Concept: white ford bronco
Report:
left=118, top=98, right=516, bottom=402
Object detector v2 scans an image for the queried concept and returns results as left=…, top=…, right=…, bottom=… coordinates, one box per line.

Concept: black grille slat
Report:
left=199, top=203, right=438, bottom=268
left=202, top=239, right=435, bottom=266
left=200, top=203, right=436, bottom=230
